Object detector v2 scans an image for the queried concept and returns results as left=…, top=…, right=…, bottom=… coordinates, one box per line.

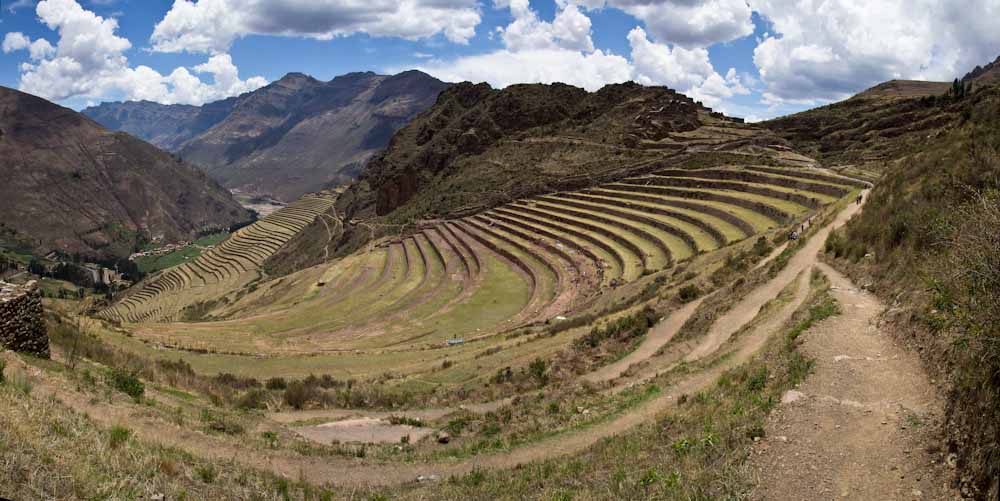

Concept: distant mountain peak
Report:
left=275, top=71, right=318, bottom=84
left=83, top=70, right=450, bottom=201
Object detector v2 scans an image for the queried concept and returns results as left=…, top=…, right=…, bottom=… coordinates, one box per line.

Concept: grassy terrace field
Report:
left=94, top=165, right=865, bottom=386
left=134, top=233, right=230, bottom=273
left=99, top=192, right=337, bottom=324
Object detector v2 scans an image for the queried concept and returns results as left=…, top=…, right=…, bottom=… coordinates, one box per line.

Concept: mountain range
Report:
left=83, top=70, right=449, bottom=201
left=0, top=86, right=249, bottom=259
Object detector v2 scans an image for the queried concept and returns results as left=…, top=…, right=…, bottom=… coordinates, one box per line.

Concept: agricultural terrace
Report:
left=98, top=193, right=336, bottom=323
left=103, top=165, right=866, bottom=385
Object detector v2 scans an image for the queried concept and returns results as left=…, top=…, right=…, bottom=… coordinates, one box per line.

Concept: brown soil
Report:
left=749, top=262, right=960, bottom=500
left=294, top=417, right=433, bottom=445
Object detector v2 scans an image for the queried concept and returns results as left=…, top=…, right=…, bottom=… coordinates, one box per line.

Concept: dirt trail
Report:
left=750, top=262, right=958, bottom=500
left=583, top=295, right=708, bottom=384
left=13, top=193, right=875, bottom=488
left=684, top=195, right=864, bottom=362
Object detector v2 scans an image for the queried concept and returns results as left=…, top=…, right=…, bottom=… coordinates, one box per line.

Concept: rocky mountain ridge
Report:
left=0, top=86, right=250, bottom=259
left=84, top=70, right=449, bottom=201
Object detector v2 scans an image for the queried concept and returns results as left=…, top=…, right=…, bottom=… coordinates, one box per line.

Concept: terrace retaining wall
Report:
left=0, top=281, right=49, bottom=357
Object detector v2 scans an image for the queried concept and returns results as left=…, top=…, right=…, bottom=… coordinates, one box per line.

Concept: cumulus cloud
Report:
left=6, top=0, right=266, bottom=105
left=150, top=0, right=482, bottom=54
left=499, top=0, right=595, bottom=52
left=3, top=32, right=56, bottom=60
left=752, top=0, right=1000, bottom=104
left=413, top=2, right=749, bottom=118
left=563, top=0, right=754, bottom=47
left=416, top=48, right=632, bottom=91
left=414, top=1, right=622, bottom=91
left=628, top=27, right=748, bottom=109
left=2, top=32, right=32, bottom=53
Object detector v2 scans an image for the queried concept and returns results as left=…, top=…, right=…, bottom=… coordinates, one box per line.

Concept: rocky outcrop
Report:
left=0, top=281, right=48, bottom=358
left=355, top=80, right=738, bottom=220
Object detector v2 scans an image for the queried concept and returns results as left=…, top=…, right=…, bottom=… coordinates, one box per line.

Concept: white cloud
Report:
left=416, top=48, right=632, bottom=91
left=751, top=0, right=1000, bottom=104
left=28, top=38, right=57, bottom=60
left=628, top=27, right=748, bottom=109
left=2, top=32, right=54, bottom=60
left=2, top=32, right=32, bottom=53
left=499, top=1, right=595, bottom=52
left=150, top=0, right=482, bottom=54
left=5, top=0, right=35, bottom=12
left=415, top=2, right=752, bottom=113
left=564, top=0, right=753, bottom=47
left=415, top=1, right=623, bottom=91
left=7, top=0, right=266, bottom=105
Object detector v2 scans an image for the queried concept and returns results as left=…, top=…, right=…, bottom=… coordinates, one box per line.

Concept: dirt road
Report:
left=750, top=262, right=958, bottom=500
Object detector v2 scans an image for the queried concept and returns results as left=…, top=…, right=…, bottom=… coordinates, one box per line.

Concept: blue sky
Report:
left=3, top=1, right=1000, bottom=120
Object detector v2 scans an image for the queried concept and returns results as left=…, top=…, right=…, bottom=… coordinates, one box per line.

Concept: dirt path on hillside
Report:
left=684, top=198, right=862, bottom=363
left=276, top=195, right=867, bottom=459
left=12, top=194, right=877, bottom=488
left=583, top=295, right=709, bottom=384
left=750, top=262, right=958, bottom=500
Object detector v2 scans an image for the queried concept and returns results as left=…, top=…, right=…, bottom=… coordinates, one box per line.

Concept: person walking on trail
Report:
left=856, top=193, right=863, bottom=205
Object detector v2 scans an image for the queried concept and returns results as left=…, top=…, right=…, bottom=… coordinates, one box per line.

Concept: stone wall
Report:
left=0, top=281, right=49, bottom=357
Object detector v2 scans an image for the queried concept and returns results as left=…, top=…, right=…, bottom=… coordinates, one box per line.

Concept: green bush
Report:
left=0, top=359, right=5, bottom=384
left=201, top=408, right=245, bottom=435
left=107, top=368, right=144, bottom=401
left=195, top=464, right=217, bottom=483
left=528, top=358, right=548, bottom=387
left=265, top=377, right=287, bottom=390
left=574, top=306, right=658, bottom=350
left=677, top=284, right=702, bottom=303
left=752, top=235, right=772, bottom=256
left=108, top=426, right=131, bottom=449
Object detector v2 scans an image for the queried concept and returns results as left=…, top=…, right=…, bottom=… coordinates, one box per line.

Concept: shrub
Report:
left=528, top=358, right=548, bottom=386
left=265, top=377, right=287, bottom=390
left=677, top=284, right=702, bottom=303
left=388, top=415, right=424, bottom=427
left=0, top=359, right=5, bottom=384
left=107, top=368, right=144, bottom=401
left=445, top=418, right=467, bottom=436
left=752, top=235, right=772, bottom=257
left=201, top=408, right=245, bottom=435
left=237, top=388, right=268, bottom=410
left=108, top=426, right=130, bottom=449
left=318, top=374, right=340, bottom=388
left=261, top=431, right=279, bottom=448
left=195, top=464, right=217, bottom=483
left=493, top=367, right=513, bottom=384
left=283, top=381, right=317, bottom=410
left=574, top=306, right=658, bottom=350
left=214, top=372, right=260, bottom=390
